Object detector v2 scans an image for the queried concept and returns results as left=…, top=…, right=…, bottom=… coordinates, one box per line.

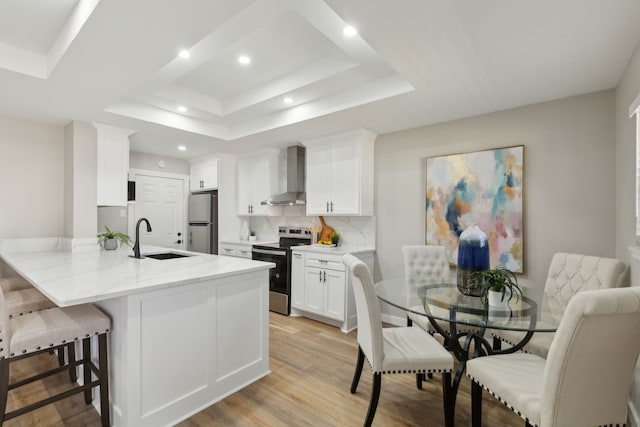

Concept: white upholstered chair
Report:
left=343, top=254, right=454, bottom=427
left=402, top=245, right=451, bottom=335
left=467, top=286, right=640, bottom=427
left=492, top=252, right=626, bottom=357
left=0, top=290, right=111, bottom=425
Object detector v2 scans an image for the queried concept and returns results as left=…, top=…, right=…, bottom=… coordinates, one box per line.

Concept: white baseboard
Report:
left=629, top=400, right=639, bottom=427
left=380, top=313, right=406, bottom=326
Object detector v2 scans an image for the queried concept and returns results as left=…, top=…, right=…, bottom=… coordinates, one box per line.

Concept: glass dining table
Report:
left=375, top=277, right=560, bottom=411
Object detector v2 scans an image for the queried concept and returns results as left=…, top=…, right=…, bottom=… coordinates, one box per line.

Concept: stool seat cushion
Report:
left=0, top=277, right=30, bottom=293
left=5, top=288, right=54, bottom=318
left=7, top=305, right=111, bottom=358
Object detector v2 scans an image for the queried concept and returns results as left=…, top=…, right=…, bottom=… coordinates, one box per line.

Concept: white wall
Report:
left=130, top=151, right=189, bottom=175
left=375, top=90, right=617, bottom=294
left=615, top=42, right=640, bottom=425
left=0, top=115, right=65, bottom=238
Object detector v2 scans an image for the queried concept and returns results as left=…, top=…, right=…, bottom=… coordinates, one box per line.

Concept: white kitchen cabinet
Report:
left=190, top=160, right=219, bottom=191
left=291, top=249, right=374, bottom=332
left=94, top=123, right=135, bottom=206
left=303, top=129, right=376, bottom=216
left=236, top=149, right=282, bottom=216
left=291, top=251, right=305, bottom=308
left=219, top=242, right=252, bottom=258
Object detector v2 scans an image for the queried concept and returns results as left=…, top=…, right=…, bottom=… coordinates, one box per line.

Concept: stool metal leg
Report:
left=98, top=333, right=110, bottom=427
left=0, top=359, right=9, bottom=424
left=67, top=342, right=77, bottom=383
left=82, top=338, right=92, bottom=404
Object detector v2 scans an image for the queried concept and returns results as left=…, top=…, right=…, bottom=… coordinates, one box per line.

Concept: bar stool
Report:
left=0, top=277, right=30, bottom=293
left=0, top=293, right=111, bottom=426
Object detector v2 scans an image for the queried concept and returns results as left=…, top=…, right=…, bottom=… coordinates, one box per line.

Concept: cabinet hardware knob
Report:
left=326, top=202, right=329, bottom=212
left=177, top=232, right=182, bottom=237
left=323, top=271, right=327, bottom=282
left=176, top=240, right=182, bottom=244
left=330, top=202, right=334, bottom=212
left=319, top=271, right=322, bottom=283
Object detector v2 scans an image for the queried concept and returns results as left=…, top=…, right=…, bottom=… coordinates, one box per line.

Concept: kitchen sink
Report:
left=144, top=252, right=192, bottom=260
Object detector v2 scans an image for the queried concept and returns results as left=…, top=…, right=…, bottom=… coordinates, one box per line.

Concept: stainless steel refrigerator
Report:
left=188, top=191, right=218, bottom=254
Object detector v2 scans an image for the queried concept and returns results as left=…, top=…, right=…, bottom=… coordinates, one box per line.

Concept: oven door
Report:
left=251, top=247, right=288, bottom=294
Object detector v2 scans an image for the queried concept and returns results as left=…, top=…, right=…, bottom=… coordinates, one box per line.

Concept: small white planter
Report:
left=103, top=239, right=118, bottom=250
left=249, top=235, right=257, bottom=242
left=488, top=289, right=510, bottom=307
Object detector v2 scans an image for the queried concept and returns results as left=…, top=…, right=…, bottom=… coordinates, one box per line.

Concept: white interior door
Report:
left=135, top=175, right=185, bottom=249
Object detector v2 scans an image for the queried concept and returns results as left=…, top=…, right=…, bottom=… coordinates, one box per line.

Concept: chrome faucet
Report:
left=132, top=218, right=152, bottom=259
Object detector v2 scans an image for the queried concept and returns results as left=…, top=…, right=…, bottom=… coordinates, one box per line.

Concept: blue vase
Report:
left=457, top=225, right=489, bottom=296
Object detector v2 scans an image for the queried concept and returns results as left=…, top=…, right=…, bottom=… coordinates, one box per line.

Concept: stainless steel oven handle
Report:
left=252, top=248, right=287, bottom=257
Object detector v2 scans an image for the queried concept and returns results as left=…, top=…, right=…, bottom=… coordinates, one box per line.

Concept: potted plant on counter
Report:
left=97, top=226, right=132, bottom=250
left=249, top=230, right=257, bottom=242
left=466, top=267, right=522, bottom=306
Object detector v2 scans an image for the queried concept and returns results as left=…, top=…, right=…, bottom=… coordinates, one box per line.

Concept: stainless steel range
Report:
left=251, top=227, right=311, bottom=315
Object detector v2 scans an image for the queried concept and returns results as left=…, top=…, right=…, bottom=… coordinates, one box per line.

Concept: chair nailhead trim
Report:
left=467, top=373, right=537, bottom=427
left=7, top=328, right=110, bottom=359
left=366, top=356, right=452, bottom=374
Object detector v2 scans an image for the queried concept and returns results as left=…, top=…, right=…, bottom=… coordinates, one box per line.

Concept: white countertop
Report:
left=0, top=246, right=274, bottom=307
left=220, top=239, right=278, bottom=246
left=291, top=244, right=375, bottom=255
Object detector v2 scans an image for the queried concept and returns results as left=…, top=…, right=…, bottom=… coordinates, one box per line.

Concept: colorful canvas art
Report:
left=425, top=145, right=524, bottom=272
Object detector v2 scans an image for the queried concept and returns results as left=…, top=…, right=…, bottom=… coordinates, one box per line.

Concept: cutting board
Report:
left=318, top=216, right=336, bottom=244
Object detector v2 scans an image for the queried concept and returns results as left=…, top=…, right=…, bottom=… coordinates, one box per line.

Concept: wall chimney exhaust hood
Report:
left=261, top=146, right=306, bottom=206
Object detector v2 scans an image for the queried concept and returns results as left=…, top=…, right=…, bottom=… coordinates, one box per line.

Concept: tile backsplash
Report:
left=248, top=212, right=376, bottom=247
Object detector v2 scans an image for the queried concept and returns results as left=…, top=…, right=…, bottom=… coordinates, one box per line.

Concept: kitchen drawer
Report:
left=305, top=253, right=345, bottom=271
left=220, top=243, right=252, bottom=259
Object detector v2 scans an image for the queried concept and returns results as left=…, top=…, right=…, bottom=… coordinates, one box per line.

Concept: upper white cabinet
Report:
left=236, top=149, right=282, bottom=216
left=190, top=159, right=219, bottom=192
left=302, top=129, right=376, bottom=216
left=94, top=123, right=135, bottom=206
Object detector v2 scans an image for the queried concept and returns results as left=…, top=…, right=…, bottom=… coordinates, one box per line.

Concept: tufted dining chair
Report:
left=467, top=286, right=640, bottom=427
left=492, top=252, right=626, bottom=357
left=0, top=288, right=111, bottom=425
left=402, top=245, right=465, bottom=388
left=343, top=254, right=454, bottom=427
left=403, top=245, right=451, bottom=334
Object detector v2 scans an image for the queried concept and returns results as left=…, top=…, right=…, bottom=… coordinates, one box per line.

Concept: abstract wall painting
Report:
left=425, top=145, right=524, bottom=272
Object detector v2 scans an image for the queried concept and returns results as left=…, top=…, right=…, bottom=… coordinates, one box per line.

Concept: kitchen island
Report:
left=0, top=244, right=274, bottom=427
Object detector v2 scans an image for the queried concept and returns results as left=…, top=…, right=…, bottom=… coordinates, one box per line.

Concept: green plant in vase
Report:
left=97, top=226, right=132, bottom=250
left=330, top=231, right=340, bottom=246
left=466, top=267, right=522, bottom=304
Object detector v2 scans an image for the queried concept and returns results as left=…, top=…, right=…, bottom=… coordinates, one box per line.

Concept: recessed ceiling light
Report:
left=238, top=55, right=251, bottom=65
left=343, top=26, right=357, bottom=37
left=284, top=97, right=293, bottom=104
left=177, top=105, right=187, bottom=113
left=178, top=50, right=190, bottom=59
left=178, top=145, right=186, bottom=151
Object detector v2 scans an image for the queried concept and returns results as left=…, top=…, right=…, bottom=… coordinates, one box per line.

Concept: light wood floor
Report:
left=3, top=313, right=523, bottom=426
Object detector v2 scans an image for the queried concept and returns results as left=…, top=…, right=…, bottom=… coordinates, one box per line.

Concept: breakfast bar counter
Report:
left=0, top=244, right=275, bottom=427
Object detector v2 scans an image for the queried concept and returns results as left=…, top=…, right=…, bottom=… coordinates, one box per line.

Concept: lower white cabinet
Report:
left=291, top=250, right=374, bottom=332
left=219, top=242, right=252, bottom=258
